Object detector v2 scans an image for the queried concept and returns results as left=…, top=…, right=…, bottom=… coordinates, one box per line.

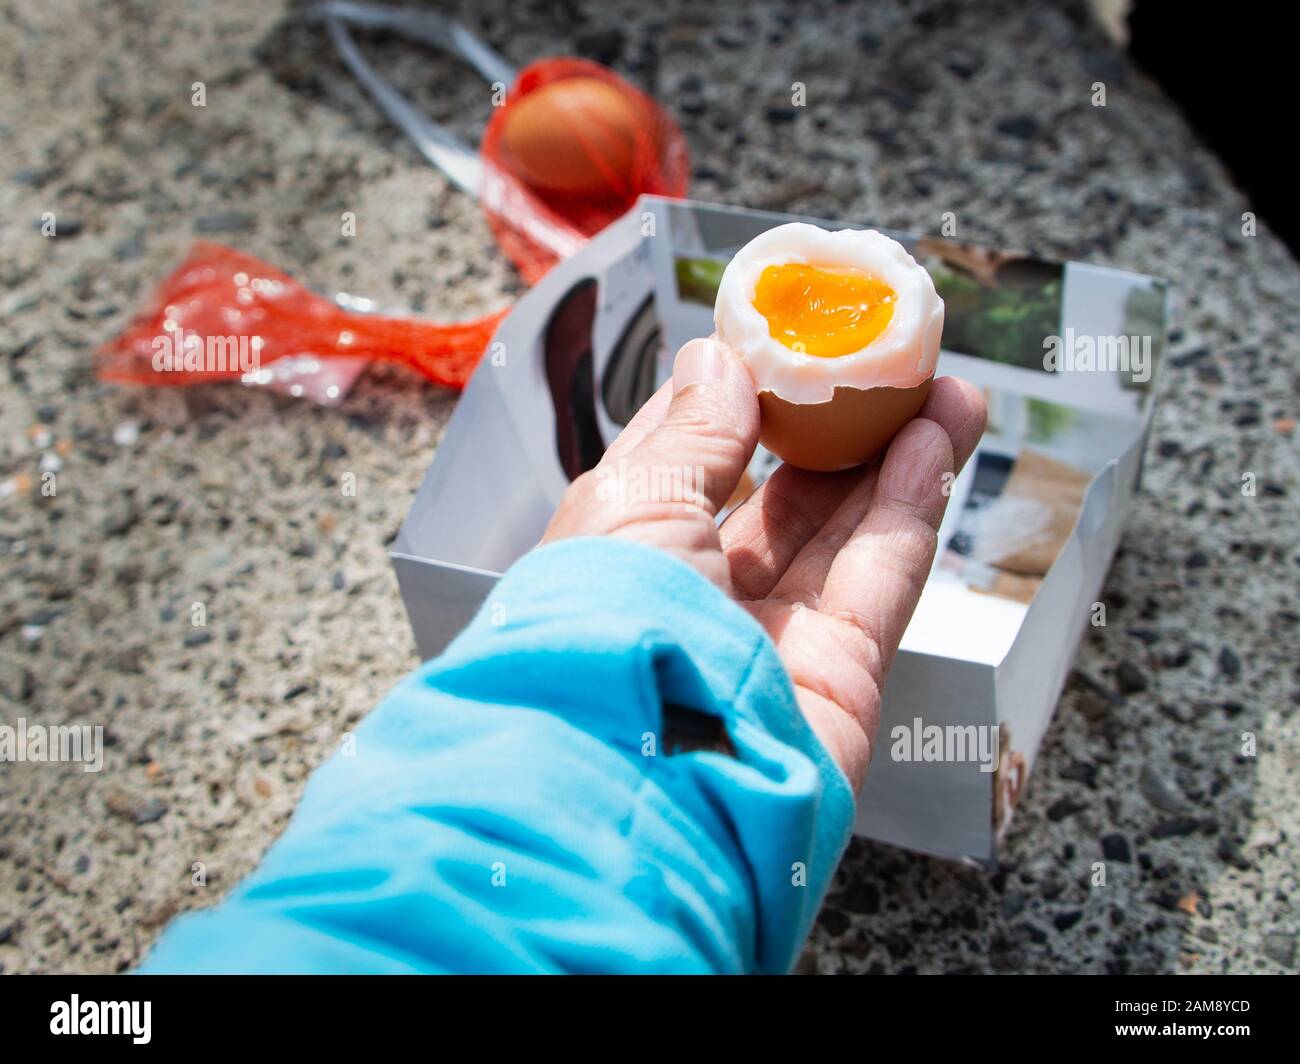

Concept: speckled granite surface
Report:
left=1, top=0, right=1296, bottom=974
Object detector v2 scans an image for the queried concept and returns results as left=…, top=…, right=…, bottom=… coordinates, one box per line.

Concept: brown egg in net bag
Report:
left=480, top=56, right=691, bottom=283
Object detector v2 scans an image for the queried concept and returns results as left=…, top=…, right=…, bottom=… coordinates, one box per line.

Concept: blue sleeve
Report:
left=137, top=537, right=855, bottom=974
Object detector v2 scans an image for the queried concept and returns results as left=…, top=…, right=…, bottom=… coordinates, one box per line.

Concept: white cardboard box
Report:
left=392, top=196, right=1166, bottom=865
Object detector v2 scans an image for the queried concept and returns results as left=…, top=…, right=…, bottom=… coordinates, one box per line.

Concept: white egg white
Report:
left=713, top=222, right=944, bottom=404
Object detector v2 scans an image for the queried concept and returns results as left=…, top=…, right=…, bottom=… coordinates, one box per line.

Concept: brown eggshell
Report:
left=758, top=376, right=933, bottom=472
left=498, top=78, right=644, bottom=195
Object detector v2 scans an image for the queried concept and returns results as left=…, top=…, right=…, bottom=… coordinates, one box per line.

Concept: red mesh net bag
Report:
left=97, top=58, right=688, bottom=393
left=480, top=57, right=690, bottom=283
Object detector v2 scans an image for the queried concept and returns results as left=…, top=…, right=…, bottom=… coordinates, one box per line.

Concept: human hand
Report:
left=542, top=337, right=987, bottom=792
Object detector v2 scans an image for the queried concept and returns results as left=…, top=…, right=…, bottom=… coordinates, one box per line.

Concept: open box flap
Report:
left=397, top=196, right=1168, bottom=665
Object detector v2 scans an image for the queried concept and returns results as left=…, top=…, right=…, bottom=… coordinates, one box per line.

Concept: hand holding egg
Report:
left=544, top=318, right=985, bottom=789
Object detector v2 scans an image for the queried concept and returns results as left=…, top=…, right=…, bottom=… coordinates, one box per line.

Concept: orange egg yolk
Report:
left=752, top=263, right=895, bottom=357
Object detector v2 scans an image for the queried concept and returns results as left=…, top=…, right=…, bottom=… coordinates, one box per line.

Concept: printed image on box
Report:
left=392, top=197, right=1167, bottom=865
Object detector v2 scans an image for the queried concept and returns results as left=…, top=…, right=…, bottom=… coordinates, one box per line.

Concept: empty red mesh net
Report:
left=96, top=243, right=508, bottom=391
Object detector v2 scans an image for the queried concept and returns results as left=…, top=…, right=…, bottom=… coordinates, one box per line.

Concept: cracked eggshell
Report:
left=714, top=223, right=944, bottom=471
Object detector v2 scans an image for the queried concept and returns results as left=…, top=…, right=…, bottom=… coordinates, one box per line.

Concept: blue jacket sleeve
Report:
left=138, top=537, right=855, bottom=974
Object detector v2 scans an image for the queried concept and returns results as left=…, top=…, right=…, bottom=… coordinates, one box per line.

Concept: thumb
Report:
left=625, top=336, right=760, bottom=517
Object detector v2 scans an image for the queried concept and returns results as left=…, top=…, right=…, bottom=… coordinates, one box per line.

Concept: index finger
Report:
left=818, top=377, right=986, bottom=678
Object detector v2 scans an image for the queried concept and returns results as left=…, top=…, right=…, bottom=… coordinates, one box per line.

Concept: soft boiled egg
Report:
left=714, top=222, right=944, bottom=472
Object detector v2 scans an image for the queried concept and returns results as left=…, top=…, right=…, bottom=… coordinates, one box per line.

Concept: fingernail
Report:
left=673, top=338, right=724, bottom=393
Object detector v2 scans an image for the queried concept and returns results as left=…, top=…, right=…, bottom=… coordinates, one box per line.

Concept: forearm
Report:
left=138, top=537, right=854, bottom=974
